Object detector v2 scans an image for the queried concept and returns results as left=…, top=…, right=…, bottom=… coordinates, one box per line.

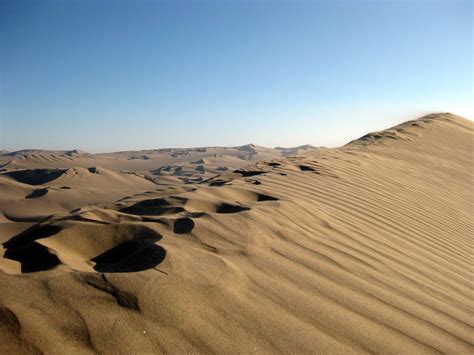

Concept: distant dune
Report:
left=0, top=144, right=320, bottom=174
left=0, top=113, right=472, bottom=353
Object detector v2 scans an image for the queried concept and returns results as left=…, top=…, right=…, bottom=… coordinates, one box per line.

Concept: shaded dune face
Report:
left=25, top=188, right=49, bottom=199
left=3, top=225, right=63, bottom=272
left=2, top=223, right=166, bottom=274
left=173, top=217, right=195, bottom=234
left=233, top=169, right=267, bottom=177
left=256, top=193, right=278, bottom=202
left=4, top=242, right=61, bottom=273
left=120, top=197, right=187, bottom=216
left=215, top=203, right=250, bottom=214
left=4, top=169, right=66, bottom=185
left=4, top=225, right=62, bottom=249
left=91, top=238, right=165, bottom=273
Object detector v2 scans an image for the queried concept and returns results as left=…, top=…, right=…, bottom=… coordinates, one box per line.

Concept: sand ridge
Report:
left=0, top=113, right=472, bottom=353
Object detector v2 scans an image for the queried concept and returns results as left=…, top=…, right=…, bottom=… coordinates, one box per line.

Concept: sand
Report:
left=0, top=113, right=472, bottom=354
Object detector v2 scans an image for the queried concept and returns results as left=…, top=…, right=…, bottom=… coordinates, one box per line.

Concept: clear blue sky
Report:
left=0, top=0, right=472, bottom=152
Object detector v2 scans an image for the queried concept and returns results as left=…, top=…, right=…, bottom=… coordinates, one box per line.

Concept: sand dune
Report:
left=0, top=144, right=321, bottom=175
left=0, top=167, right=157, bottom=228
left=0, top=113, right=472, bottom=353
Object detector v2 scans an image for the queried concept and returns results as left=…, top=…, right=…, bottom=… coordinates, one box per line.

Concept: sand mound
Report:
left=116, top=186, right=279, bottom=218
left=1, top=166, right=155, bottom=190
left=276, top=144, right=321, bottom=156
left=0, top=167, right=159, bottom=224
left=3, top=222, right=165, bottom=274
left=237, top=143, right=258, bottom=153
left=49, top=167, right=156, bottom=189
left=0, top=113, right=472, bottom=353
left=120, top=197, right=187, bottom=216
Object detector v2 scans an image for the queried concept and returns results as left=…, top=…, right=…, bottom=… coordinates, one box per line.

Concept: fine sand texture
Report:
left=0, top=113, right=472, bottom=354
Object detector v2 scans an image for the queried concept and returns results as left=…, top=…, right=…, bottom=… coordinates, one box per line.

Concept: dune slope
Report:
left=0, top=113, right=472, bottom=354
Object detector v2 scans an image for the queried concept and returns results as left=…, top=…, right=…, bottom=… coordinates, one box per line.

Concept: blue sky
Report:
left=0, top=0, right=472, bottom=152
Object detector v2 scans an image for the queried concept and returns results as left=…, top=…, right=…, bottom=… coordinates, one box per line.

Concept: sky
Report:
left=0, top=0, right=472, bottom=152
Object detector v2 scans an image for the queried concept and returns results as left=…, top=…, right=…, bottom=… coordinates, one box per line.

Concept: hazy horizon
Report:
left=0, top=110, right=471, bottom=155
left=1, top=0, right=472, bottom=152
